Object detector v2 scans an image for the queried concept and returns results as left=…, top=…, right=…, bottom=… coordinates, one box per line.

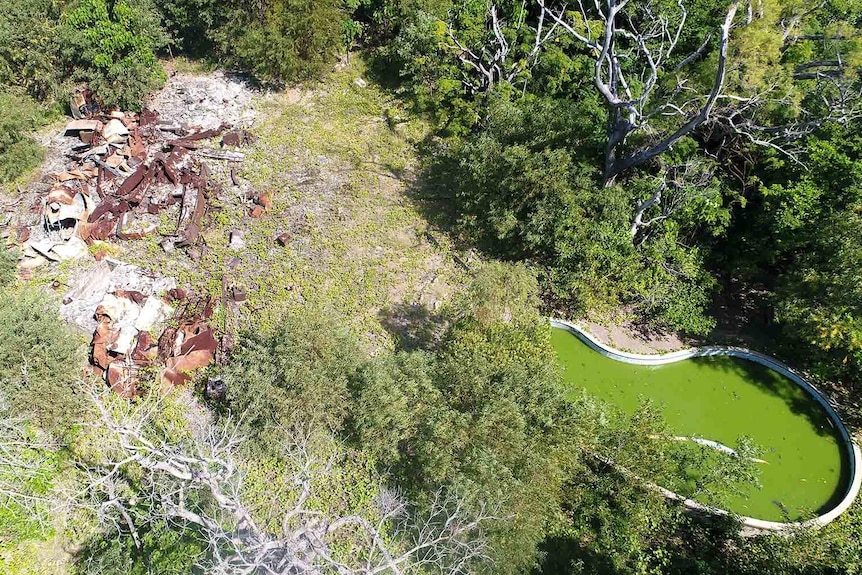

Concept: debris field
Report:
left=9, top=78, right=261, bottom=397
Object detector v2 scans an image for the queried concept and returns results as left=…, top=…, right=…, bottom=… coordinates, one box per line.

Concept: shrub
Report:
left=59, top=0, right=168, bottom=110
left=426, top=96, right=719, bottom=334
left=155, top=0, right=221, bottom=56
left=0, top=0, right=62, bottom=100
left=0, top=247, right=16, bottom=286
left=0, top=288, right=85, bottom=430
left=0, top=90, right=46, bottom=183
left=73, top=521, right=205, bottom=575
left=223, top=306, right=364, bottom=443
left=348, top=263, right=573, bottom=574
left=216, top=0, right=346, bottom=85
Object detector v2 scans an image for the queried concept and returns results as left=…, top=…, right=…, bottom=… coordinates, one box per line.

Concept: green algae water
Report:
left=551, top=327, right=849, bottom=521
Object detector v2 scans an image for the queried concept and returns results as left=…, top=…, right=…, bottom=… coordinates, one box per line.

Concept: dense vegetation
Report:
left=2, top=0, right=862, bottom=574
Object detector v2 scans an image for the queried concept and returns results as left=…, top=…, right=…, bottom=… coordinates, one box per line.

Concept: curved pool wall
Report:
left=550, top=318, right=862, bottom=533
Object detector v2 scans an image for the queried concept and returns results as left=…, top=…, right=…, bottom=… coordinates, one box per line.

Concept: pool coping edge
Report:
left=550, top=318, right=862, bottom=533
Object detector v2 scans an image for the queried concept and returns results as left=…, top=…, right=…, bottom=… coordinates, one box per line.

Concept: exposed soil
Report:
left=580, top=319, right=689, bottom=354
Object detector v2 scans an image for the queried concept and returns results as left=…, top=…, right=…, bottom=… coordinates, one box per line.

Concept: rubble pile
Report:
left=147, top=72, right=256, bottom=131
left=90, top=285, right=217, bottom=398
left=57, top=258, right=219, bottom=398
left=25, top=109, right=266, bottom=270
left=8, top=76, right=261, bottom=397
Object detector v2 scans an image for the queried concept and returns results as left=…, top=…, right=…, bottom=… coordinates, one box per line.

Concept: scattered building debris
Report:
left=75, top=266, right=217, bottom=397
left=197, top=149, right=245, bottom=162
left=60, top=259, right=176, bottom=333
left=147, top=71, right=256, bottom=131
left=70, top=88, right=99, bottom=120
left=158, top=293, right=218, bottom=389
left=16, top=94, right=261, bottom=272
left=10, top=74, right=259, bottom=398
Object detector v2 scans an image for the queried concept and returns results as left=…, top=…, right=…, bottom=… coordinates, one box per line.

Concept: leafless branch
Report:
left=76, top=388, right=496, bottom=575
left=447, top=3, right=560, bottom=93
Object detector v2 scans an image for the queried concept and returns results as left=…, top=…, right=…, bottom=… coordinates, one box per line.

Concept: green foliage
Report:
left=542, top=397, right=686, bottom=575
left=59, top=0, right=167, bottom=110
left=0, top=288, right=85, bottom=430
left=73, top=520, right=205, bottom=575
left=223, top=306, right=364, bottom=442
left=0, top=422, right=62, bottom=543
left=0, top=0, right=62, bottom=100
left=0, top=248, right=16, bottom=286
left=426, top=96, right=719, bottom=333
left=215, top=0, right=347, bottom=85
left=724, top=122, right=862, bottom=387
left=157, top=0, right=354, bottom=84
left=156, top=0, right=221, bottom=56
left=242, top=436, right=381, bottom=534
left=0, top=90, right=46, bottom=183
left=349, top=263, right=574, bottom=574
left=389, top=8, right=479, bottom=133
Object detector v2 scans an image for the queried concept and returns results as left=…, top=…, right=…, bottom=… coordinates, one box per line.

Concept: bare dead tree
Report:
left=630, top=160, right=717, bottom=244
left=447, top=2, right=561, bottom=93
left=0, top=416, right=61, bottom=532
left=525, top=0, right=859, bottom=183
left=77, top=389, right=495, bottom=575
left=711, top=13, right=862, bottom=159
left=536, top=0, right=741, bottom=183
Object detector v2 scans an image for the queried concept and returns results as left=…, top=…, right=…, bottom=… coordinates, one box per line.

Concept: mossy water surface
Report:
left=551, top=327, right=849, bottom=521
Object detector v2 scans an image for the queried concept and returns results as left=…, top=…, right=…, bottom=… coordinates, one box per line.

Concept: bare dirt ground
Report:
left=580, top=319, right=688, bottom=353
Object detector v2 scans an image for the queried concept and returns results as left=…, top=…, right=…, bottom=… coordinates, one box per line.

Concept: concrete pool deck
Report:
left=551, top=318, right=862, bottom=534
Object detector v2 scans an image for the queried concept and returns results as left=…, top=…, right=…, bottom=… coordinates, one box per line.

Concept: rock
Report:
left=228, top=230, right=245, bottom=250
left=134, top=296, right=173, bottom=332
left=28, top=239, right=61, bottom=261
left=18, top=254, right=49, bottom=270
left=353, top=77, right=367, bottom=88
left=50, top=236, right=89, bottom=260
left=205, top=377, right=227, bottom=401
left=103, top=119, right=130, bottom=144
left=285, top=88, right=303, bottom=104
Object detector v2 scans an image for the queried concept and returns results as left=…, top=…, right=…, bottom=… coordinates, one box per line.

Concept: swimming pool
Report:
left=550, top=321, right=859, bottom=527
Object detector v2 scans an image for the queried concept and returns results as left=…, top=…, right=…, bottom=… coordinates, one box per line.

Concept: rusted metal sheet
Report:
left=221, top=129, right=257, bottom=147
left=116, top=164, right=148, bottom=197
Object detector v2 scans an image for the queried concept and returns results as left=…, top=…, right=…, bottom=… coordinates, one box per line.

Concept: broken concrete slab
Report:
left=64, top=119, right=103, bottom=136
left=50, top=236, right=89, bottom=260
left=103, top=119, right=130, bottom=144
left=60, top=259, right=177, bottom=334
left=228, top=230, right=245, bottom=250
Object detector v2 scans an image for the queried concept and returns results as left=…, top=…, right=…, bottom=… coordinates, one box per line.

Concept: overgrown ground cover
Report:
left=127, top=60, right=467, bottom=346
left=3, top=0, right=862, bottom=572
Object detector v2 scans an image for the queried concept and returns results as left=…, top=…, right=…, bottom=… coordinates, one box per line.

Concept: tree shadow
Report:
left=378, top=302, right=448, bottom=351
left=403, top=135, right=465, bottom=236
left=681, top=356, right=853, bottom=516
left=685, top=355, right=840, bottom=439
